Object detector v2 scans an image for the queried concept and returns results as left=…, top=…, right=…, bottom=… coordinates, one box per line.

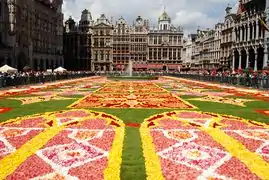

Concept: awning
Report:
left=147, top=64, right=163, bottom=69
left=0, top=64, right=18, bottom=73
left=167, top=64, right=180, bottom=69
left=116, top=64, right=125, bottom=70
left=133, top=64, right=148, bottom=69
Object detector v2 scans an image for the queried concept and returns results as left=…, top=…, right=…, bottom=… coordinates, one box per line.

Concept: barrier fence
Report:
left=0, top=73, right=95, bottom=88
left=2, top=72, right=268, bottom=90
left=168, top=73, right=269, bottom=89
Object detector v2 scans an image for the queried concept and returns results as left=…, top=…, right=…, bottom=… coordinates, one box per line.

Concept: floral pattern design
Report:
left=70, top=82, right=196, bottom=109
left=140, top=111, right=269, bottom=180
left=189, top=96, right=255, bottom=107
left=164, top=76, right=269, bottom=101
left=9, top=95, right=74, bottom=105
left=0, top=109, right=125, bottom=180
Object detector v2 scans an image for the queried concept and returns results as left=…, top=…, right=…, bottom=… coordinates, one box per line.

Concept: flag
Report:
left=237, top=2, right=246, bottom=15
left=259, top=18, right=269, bottom=31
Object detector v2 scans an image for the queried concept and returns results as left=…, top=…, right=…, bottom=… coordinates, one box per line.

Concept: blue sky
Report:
left=62, top=0, right=238, bottom=33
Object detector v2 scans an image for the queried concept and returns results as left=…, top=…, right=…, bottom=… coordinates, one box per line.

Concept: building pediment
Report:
left=93, top=23, right=112, bottom=28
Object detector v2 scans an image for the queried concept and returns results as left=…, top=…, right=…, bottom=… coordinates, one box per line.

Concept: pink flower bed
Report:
left=7, top=155, right=54, bottom=179
left=1, top=117, right=48, bottom=128
left=145, top=111, right=269, bottom=179
left=220, top=119, right=269, bottom=163
left=176, top=111, right=213, bottom=119
left=1, top=109, right=123, bottom=179
left=55, top=110, right=90, bottom=118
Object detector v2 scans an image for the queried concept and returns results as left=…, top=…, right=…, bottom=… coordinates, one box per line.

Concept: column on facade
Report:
left=246, top=50, right=249, bottom=68
left=256, top=19, right=259, bottom=39
left=254, top=51, right=258, bottom=71
left=148, top=48, right=151, bottom=60
left=232, top=53, right=235, bottom=71
left=239, top=25, right=242, bottom=41
left=153, top=48, right=156, bottom=61
left=156, top=48, right=159, bottom=61
left=161, top=48, right=163, bottom=62
left=238, top=50, right=242, bottom=69
left=264, top=43, right=268, bottom=68
left=264, top=12, right=269, bottom=68
left=244, top=24, right=247, bottom=41
left=232, top=29, right=235, bottom=42
left=247, top=22, right=250, bottom=41
left=252, top=22, right=255, bottom=39
left=172, top=48, right=174, bottom=60
left=110, top=63, right=113, bottom=72
left=241, top=25, right=244, bottom=41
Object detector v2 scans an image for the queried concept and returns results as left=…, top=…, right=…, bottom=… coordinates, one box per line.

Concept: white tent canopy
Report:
left=0, top=64, right=18, bottom=73
left=53, top=66, right=67, bottom=73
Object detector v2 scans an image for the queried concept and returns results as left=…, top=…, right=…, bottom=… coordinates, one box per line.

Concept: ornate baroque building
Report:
left=63, top=17, right=79, bottom=70
left=92, top=14, right=113, bottom=71
left=182, top=34, right=197, bottom=68
left=0, top=0, right=63, bottom=71
left=193, top=26, right=221, bottom=69
left=182, top=0, right=269, bottom=71
left=220, top=5, right=236, bottom=68
left=148, top=11, right=183, bottom=70
left=232, top=0, right=267, bottom=71
left=63, top=10, right=185, bottom=71
left=77, top=10, right=93, bottom=70
left=112, top=17, right=130, bottom=70
left=130, top=16, right=149, bottom=68
left=63, top=10, right=93, bottom=70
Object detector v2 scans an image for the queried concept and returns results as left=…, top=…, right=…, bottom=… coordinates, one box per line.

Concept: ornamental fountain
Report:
left=125, top=59, right=133, bottom=77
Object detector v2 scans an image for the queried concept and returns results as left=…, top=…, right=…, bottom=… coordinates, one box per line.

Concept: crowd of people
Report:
left=0, top=71, right=95, bottom=88
left=169, top=68, right=269, bottom=89
left=0, top=67, right=268, bottom=89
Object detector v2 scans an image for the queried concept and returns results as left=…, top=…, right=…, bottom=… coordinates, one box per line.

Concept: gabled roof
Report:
left=93, top=22, right=112, bottom=28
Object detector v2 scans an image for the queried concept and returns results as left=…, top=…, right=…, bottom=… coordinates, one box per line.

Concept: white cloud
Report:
left=62, top=0, right=238, bottom=33
left=172, top=10, right=218, bottom=32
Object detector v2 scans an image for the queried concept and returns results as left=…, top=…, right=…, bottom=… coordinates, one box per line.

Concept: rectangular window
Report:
left=100, top=51, right=104, bottom=60
left=95, top=53, right=98, bottom=61
left=158, top=36, right=162, bottom=44
left=169, top=49, right=172, bottom=59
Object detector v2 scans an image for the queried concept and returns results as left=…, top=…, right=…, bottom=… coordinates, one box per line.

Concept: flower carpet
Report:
left=0, top=109, right=124, bottom=179
left=9, top=95, right=75, bottom=105
left=189, top=96, right=255, bottom=107
left=0, top=76, right=268, bottom=180
left=164, top=76, right=269, bottom=102
left=70, top=82, right=196, bottom=109
left=140, top=111, right=269, bottom=179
